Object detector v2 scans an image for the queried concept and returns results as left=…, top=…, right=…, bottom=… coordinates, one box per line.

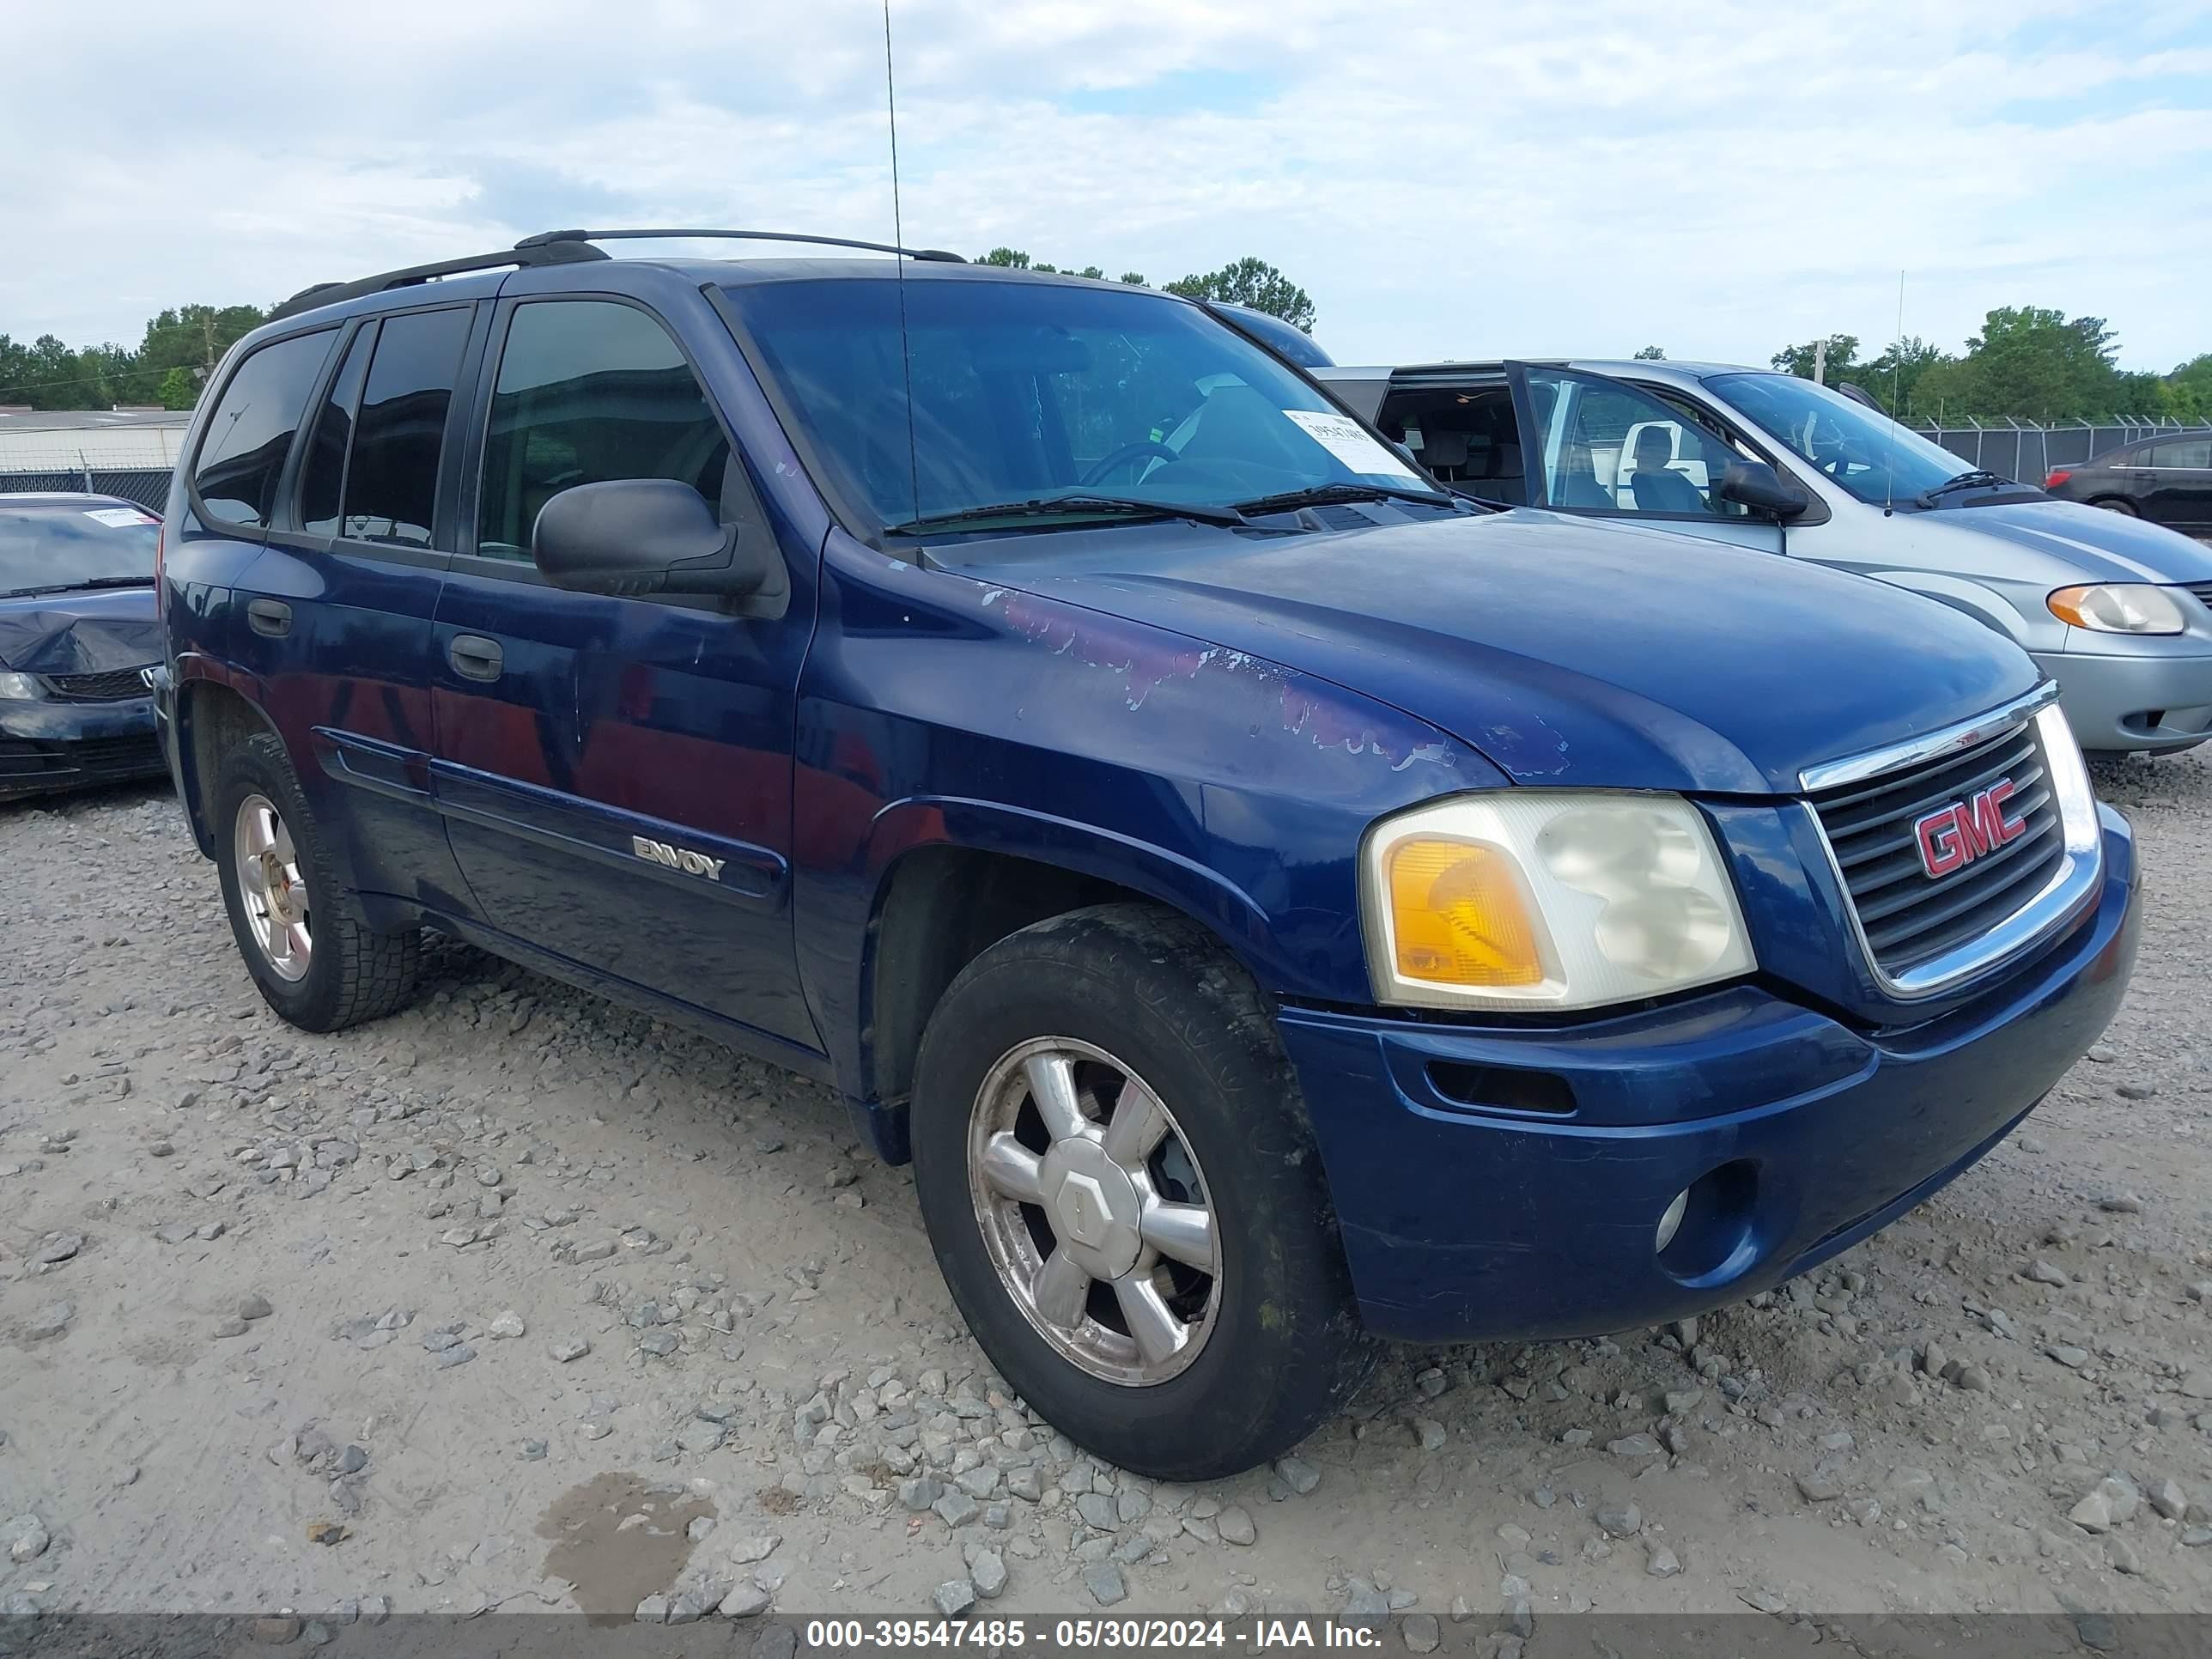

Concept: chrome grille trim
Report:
left=1797, top=682, right=2060, bottom=794
left=1802, top=696, right=2104, bottom=1000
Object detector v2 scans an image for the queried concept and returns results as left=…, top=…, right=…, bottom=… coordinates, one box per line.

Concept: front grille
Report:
left=2185, top=580, right=2212, bottom=611
left=42, top=665, right=154, bottom=702
left=1810, top=720, right=2066, bottom=978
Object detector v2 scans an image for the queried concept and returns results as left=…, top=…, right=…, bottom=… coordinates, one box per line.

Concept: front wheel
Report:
left=910, top=904, right=1374, bottom=1480
left=2092, top=497, right=2139, bottom=516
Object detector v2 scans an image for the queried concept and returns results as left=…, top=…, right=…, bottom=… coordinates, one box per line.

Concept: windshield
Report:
left=1707, top=372, right=1986, bottom=505
left=0, top=502, right=160, bottom=596
left=721, top=276, right=1423, bottom=530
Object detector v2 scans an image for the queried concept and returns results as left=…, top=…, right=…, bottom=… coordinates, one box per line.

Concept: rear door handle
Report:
left=448, top=635, right=504, bottom=682
left=246, top=599, right=291, bottom=638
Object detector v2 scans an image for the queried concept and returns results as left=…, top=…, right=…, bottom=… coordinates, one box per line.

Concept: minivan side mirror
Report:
left=532, top=479, right=778, bottom=601
left=1717, top=459, right=1811, bottom=521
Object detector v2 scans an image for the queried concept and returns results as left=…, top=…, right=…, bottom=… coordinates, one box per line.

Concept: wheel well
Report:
left=867, top=847, right=1161, bottom=1109
left=179, top=681, right=276, bottom=857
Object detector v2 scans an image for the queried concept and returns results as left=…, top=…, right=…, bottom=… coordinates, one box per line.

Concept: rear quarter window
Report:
left=191, top=329, right=337, bottom=529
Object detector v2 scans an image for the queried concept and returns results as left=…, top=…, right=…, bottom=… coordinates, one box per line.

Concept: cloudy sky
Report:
left=5, top=0, right=2209, bottom=373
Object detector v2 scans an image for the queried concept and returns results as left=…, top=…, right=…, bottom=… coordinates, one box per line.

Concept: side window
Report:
left=2147, top=440, right=2212, bottom=469
left=1519, top=368, right=1747, bottom=519
left=477, top=300, right=730, bottom=560
left=298, top=325, right=375, bottom=538
left=340, top=307, right=472, bottom=548
left=191, top=330, right=337, bottom=528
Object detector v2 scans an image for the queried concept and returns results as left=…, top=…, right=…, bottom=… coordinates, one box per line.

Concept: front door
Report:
left=426, top=292, right=821, bottom=1057
left=2137, top=436, right=2212, bottom=529
left=1502, top=363, right=1784, bottom=555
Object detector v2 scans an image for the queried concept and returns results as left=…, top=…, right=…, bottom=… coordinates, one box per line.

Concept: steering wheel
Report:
left=1080, top=441, right=1179, bottom=487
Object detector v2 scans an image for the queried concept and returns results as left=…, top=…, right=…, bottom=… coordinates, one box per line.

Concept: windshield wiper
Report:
left=1916, top=469, right=2010, bottom=507
left=886, top=494, right=1250, bottom=534
left=5, top=575, right=155, bottom=597
left=1231, top=481, right=1455, bottom=515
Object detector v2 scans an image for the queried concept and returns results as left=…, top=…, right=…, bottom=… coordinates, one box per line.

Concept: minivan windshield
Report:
left=721, top=276, right=1433, bottom=532
left=1708, top=372, right=1986, bottom=507
left=0, top=502, right=160, bottom=597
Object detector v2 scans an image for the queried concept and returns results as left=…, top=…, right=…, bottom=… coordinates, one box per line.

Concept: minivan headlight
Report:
left=0, top=671, right=45, bottom=701
left=1360, top=792, right=1756, bottom=1012
left=2047, top=583, right=2185, bottom=635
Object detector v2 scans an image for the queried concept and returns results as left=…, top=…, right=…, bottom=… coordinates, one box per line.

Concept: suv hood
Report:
left=953, top=509, right=2038, bottom=794
left=1917, top=498, right=2212, bottom=585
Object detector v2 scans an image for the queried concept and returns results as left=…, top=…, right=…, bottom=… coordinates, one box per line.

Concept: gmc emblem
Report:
left=1915, top=779, right=2027, bottom=878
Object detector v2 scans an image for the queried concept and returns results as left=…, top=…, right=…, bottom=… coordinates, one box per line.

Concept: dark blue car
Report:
left=155, top=233, right=2140, bottom=1479
left=0, top=493, right=167, bottom=800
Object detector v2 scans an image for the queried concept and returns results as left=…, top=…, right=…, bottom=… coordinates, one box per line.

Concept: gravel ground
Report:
left=1, top=749, right=2209, bottom=1632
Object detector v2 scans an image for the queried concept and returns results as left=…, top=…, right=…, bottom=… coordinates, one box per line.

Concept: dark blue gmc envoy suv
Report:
left=155, top=230, right=2141, bottom=1479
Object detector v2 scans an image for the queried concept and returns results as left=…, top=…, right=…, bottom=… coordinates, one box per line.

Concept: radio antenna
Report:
left=884, top=0, right=922, bottom=526
left=1881, top=270, right=1905, bottom=516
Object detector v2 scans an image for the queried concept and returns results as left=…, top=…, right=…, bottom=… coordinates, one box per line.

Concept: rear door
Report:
left=2137, top=437, right=2212, bottom=528
left=426, top=289, right=821, bottom=1058
left=236, top=303, right=483, bottom=915
left=1502, top=362, right=1783, bottom=553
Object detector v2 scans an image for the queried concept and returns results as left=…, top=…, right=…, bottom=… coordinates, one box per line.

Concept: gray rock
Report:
left=930, top=1581, right=975, bottom=1618
left=239, top=1293, right=275, bottom=1321
left=898, top=1477, right=943, bottom=1513
left=2151, top=1479, right=2188, bottom=1521
left=2118, top=1082, right=2156, bottom=1101
left=728, top=1534, right=780, bottom=1565
left=719, top=1582, right=771, bottom=1619
left=1007, top=1467, right=1045, bottom=1503
left=1075, top=1492, right=1120, bottom=1531
left=435, top=1343, right=477, bottom=1369
left=1646, top=1546, right=1681, bottom=1577
left=674, top=1419, right=725, bottom=1455
left=2107, top=1536, right=2142, bottom=1575
left=2100, top=1193, right=2142, bottom=1214
left=933, top=1491, right=980, bottom=1528
left=1410, top=1417, right=1447, bottom=1452
left=2069, top=1475, right=2141, bottom=1534
left=639, top=1332, right=678, bottom=1357
left=955, top=1465, right=1001, bottom=1500
left=550, top=1338, right=591, bottom=1363
left=2025, top=1259, right=2069, bottom=1287
left=1401, top=1613, right=1440, bottom=1653
left=1607, top=1434, right=1662, bottom=1459
left=488, top=1310, right=526, bottom=1340
left=36, top=1233, right=83, bottom=1265
left=1796, top=1473, right=1843, bottom=1504
left=1596, top=1503, right=1642, bottom=1537
left=1083, top=1562, right=1127, bottom=1606
left=1217, top=1504, right=1256, bottom=1546
left=26, top=1302, right=72, bottom=1340
left=635, top=1594, right=669, bottom=1624
left=2046, top=1344, right=2091, bottom=1370
left=968, top=1547, right=1007, bottom=1599
left=1273, top=1455, right=1322, bottom=1494
left=6, top=1516, right=50, bottom=1563
left=1739, top=1588, right=1787, bottom=1614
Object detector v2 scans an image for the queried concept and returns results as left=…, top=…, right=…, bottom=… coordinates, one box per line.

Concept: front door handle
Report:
left=448, top=634, right=504, bottom=682
left=246, top=599, right=291, bottom=638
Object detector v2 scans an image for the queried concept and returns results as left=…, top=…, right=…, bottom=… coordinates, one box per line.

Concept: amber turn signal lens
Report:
left=1386, top=838, right=1544, bottom=986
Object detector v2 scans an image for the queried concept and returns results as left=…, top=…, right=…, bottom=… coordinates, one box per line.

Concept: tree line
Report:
left=0, top=253, right=1318, bottom=413
left=1656, top=307, right=2211, bottom=425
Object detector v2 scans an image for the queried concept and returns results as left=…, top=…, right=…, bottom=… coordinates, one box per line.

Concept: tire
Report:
left=212, top=729, right=421, bottom=1032
left=910, top=902, right=1376, bottom=1479
left=2092, top=497, right=2138, bottom=516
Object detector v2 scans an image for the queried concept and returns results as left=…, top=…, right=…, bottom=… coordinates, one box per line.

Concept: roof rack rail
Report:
left=267, top=240, right=611, bottom=324
left=515, top=228, right=965, bottom=263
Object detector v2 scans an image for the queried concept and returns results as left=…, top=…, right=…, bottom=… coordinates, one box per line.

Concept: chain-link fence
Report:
left=1906, top=418, right=2211, bottom=483
left=0, top=421, right=187, bottom=511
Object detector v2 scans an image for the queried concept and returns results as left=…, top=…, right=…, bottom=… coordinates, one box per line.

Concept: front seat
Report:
left=1632, top=465, right=1705, bottom=514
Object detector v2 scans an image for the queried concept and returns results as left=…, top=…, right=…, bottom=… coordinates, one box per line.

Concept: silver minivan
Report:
left=1320, top=359, right=2212, bottom=756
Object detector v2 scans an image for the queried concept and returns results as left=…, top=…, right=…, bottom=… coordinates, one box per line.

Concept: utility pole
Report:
left=201, top=311, right=216, bottom=387
left=1814, top=339, right=1826, bottom=386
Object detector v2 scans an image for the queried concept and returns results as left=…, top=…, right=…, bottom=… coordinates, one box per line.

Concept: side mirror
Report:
left=533, top=479, right=776, bottom=600
left=1717, top=459, right=1811, bottom=521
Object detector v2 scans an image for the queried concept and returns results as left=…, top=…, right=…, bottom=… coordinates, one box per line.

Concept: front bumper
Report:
left=0, top=693, right=165, bottom=801
left=2037, top=642, right=2212, bottom=753
left=1282, top=805, right=2139, bottom=1344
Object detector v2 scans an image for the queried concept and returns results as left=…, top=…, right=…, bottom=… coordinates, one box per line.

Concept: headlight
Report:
left=0, top=671, right=44, bottom=701
left=1360, top=792, right=1755, bottom=1012
left=2047, top=583, right=2185, bottom=635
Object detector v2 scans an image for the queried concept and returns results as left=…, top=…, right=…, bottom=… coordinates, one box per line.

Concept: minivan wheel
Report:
left=2093, top=497, right=2139, bottom=516
left=212, top=731, right=421, bottom=1032
left=910, top=903, right=1376, bottom=1480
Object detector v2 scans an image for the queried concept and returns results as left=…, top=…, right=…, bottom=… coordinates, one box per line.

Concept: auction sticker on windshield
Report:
left=83, top=507, right=157, bottom=528
left=1279, top=409, right=1420, bottom=480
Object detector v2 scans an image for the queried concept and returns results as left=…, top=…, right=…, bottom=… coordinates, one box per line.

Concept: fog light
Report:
left=1655, top=1188, right=1690, bottom=1254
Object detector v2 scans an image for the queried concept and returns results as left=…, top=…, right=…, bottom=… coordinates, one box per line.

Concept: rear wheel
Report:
left=213, top=731, right=420, bottom=1032
left=910, top=903, right=1374, bottom=1479
left=2092, top=497, right=2139, bottom=516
